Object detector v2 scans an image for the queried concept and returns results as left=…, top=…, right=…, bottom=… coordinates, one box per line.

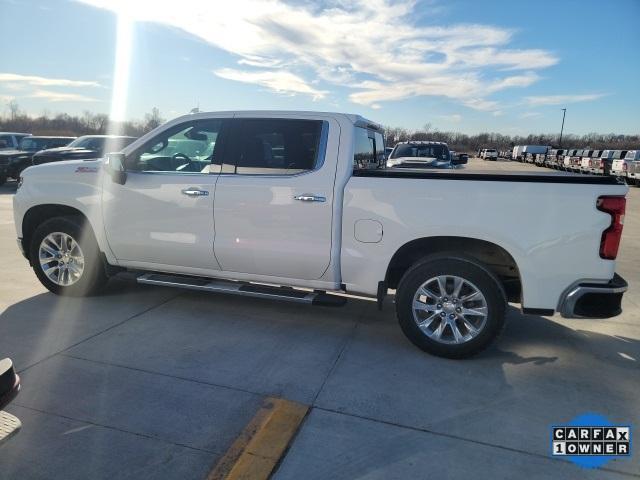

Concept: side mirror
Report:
left=106, top=152, right=127, bottom=185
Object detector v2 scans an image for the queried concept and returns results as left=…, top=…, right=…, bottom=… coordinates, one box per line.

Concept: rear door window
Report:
left=232, top=118, right=326, bottom=175
left=353, top=127, right=375, bottom=169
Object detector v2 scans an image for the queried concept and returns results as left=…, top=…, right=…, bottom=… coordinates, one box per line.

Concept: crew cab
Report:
left=32, top=135, right=137, bottom=166
left=13, top=111, right=629, bottom=358
left=0, top=136, right=75, bottom=185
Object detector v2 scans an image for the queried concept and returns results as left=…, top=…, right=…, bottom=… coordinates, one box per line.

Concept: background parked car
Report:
left=610, top=150, right=631, bottom=180
left=480, top=148, right=498, bottom=160
left=582, top=150, right=601, bottom=174
left=512, top=145, right=525, bottom=161
left=596, top=150, right=616, bottom=175
left=561, top=149, right=579, bottom=171
left=546, top=149, right=565, bottom=169
left=0, top=136, right=75, bottom=185
left=0, top=132, right=31, bottom=151
left=384, top=146, right=394, bottom=160
left=386, top=141, right=462, bottom=169
left=32, top=135, right=137, bottom=166
left=449, top=151, right=469, bottom=168
left=624, top=150, right=640, bottom=185
left=578, top=149, right=595, bottom=173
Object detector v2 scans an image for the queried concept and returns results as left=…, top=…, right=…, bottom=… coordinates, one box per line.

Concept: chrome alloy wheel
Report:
left=38, top=232, right=85, bottom=286
left=412, top=275, right=488, bottom=345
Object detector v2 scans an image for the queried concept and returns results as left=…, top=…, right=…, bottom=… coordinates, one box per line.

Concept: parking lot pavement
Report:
left=1, top=161, right=639, bottom=479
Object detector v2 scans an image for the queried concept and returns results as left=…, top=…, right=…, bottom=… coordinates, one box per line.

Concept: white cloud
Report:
left=214, top=68, right=327, bottom=100
left=0, top=73, right=101, bottom=88
left=462, top=98, right=500, bottom=111
left=519, top=111, right=541, bottom=118
left=77, top=0, right=558, bottom=111
left=28, top=89, right=99, bottom=102
left=524, top=93, right=607, bottom=106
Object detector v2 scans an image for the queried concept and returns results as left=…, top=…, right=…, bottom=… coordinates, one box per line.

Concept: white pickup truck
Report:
left=12, top=111, right=629, bottom=358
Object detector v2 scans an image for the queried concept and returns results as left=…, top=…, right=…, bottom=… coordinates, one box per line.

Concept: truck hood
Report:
left=21, top=158, right=103, bottom=179
left=32, top=147, right=101, bottom=164
left=0, top=149, right=24, bottom=158
left=387, top=156, right=451, bottom=168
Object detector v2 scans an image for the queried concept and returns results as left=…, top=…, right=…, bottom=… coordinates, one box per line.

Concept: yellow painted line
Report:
left=207, top=397, right=309, bottom=480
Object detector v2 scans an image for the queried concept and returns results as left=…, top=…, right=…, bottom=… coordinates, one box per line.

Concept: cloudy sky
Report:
left=1, top=0, right=638, bottom=134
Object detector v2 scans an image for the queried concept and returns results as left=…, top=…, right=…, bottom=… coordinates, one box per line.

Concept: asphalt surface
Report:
left=0, top=159, right=638, bottom=479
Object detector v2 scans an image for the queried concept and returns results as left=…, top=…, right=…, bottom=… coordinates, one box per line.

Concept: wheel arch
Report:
left=385, top=236, right=522, bottom=303
left=22, top=204, right=93, bottom=261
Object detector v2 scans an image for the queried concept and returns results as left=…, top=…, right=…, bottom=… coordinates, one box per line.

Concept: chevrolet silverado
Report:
left=12, top=111, right=629, bottom=358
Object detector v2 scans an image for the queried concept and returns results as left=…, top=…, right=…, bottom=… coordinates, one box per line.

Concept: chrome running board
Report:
left=136, top=273, right=347, bottom=307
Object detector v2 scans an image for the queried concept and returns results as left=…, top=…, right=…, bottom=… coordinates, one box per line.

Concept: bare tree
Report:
left=6, top=99, right=20, bottom=121
left=144, top=107, right=164, bottom=132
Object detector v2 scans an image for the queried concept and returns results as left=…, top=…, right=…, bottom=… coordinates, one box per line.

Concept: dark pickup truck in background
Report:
left=0, top=132, right=31, bottom=151
left=32, top=135, right=137, bottom=166
left=0, top=136, right=75, bottom=185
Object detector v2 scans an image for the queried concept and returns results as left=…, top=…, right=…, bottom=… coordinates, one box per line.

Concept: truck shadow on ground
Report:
left=2, top=281, right=639, bottom=479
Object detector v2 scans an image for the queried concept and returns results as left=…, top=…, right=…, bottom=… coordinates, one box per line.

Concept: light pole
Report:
left=559, top=108, right=566, bottom=148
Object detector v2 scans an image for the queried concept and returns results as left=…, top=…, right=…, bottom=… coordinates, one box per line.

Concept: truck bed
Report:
left=352, top=168, right=621, bottom=184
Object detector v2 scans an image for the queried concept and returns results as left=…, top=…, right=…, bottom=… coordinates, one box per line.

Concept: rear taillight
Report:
left=623, top=162, right=628, bottom=171
left=597, top=196, right=626, bottom=260
left=599, top=159, right=604, bottom=168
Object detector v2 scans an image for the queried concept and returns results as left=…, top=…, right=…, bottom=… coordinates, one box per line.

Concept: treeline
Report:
left=385, top=125, right=640, bottom=153
left=0, top=103, right=165, bottom=138
left=1, top=104, right=638, bottom=152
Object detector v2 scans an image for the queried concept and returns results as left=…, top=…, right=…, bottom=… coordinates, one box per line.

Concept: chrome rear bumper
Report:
left=558, top=273, right=628, bottom=318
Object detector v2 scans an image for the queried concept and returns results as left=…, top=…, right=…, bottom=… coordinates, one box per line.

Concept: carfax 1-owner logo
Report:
left=552, top=413, right=632, bottom=469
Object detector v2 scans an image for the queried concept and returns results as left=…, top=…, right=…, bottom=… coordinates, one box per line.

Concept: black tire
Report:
left=29, top=216, right=108, bottom=296
left=0, top=175, right=6, bottom=187
left=395, top=255, right=506, bottom=359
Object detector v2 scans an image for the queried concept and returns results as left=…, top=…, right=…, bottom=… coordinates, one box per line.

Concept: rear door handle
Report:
left=294, top=194, right=326, bottom=203
left=181, top=188, right=209, bottom=197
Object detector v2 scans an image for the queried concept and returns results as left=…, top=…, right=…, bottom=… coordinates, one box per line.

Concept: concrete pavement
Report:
left=0, top=160, right=638, bottom=479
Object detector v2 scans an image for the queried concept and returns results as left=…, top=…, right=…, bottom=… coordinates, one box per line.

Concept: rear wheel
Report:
left=0, top=175, right=6, bottom=187
left=29, top=216, right=107, bottom=296
left=396, top=256, right=506, bottom=358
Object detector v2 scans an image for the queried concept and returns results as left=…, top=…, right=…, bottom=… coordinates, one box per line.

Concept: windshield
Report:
left=67, top=136, right=135, bottom=152
left=0, top=135, right=13, bottom=148
left=67, top=136, right=106, bottom=150
left=391, top=144, right=449, bottom=160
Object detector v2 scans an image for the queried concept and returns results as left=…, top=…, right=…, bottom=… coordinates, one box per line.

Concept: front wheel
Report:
left=29, top=216, right=108, bottom=296
left=396, top=256, right=506, bottom=358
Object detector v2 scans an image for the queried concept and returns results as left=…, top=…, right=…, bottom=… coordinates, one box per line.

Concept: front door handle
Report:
left=294, top=194, right=326, bottom=203
left=181, top=188, right=209, bottom=197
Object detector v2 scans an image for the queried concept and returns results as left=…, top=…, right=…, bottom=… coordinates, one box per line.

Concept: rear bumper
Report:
left=558, top=273, right=628, bottom=318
